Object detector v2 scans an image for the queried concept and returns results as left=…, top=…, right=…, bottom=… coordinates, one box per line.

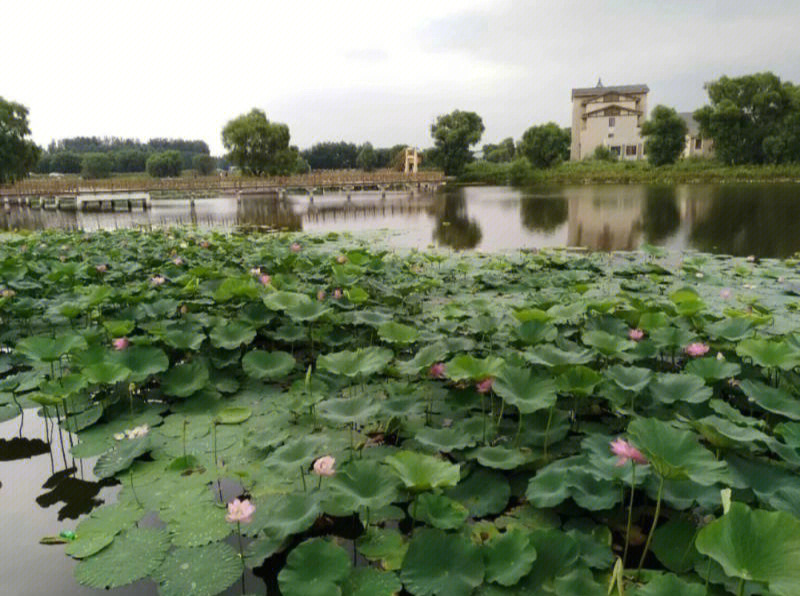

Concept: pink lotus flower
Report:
left=336, top=255, right=347, bottom=264
left=112, top=337, right=129, bottom=351
left=685, top=342, right=710, bottom=357
left=313, top=455, right=336, bottom=477
left=429, top=362, right=446, bottom=379
left=151, top=275, right=166, bottom=286
left=259, top=274, right=271, bottom=286
left=720, top=288, right=732, bottom=300
left=628, top=328, right=644, bottom=341
left=95, top=264, right=108, bottom=273
left=476, top=377, right=494, bottom=394
left=610, top=438, right=647, bottom=466
left=332, top=288, right=343, bottom=300
left=226, top=498, right=255, bottom=524
left=290, top=242, right=302, bottom=253
left=317, top=290, right=326, bottom=301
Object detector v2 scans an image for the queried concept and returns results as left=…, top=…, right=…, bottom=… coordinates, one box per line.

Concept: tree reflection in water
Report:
left=641, top=185, right=681, bottom=244
left=519, top=195, right=568, bottom=234
left=432, top=188, right=482, bottom=250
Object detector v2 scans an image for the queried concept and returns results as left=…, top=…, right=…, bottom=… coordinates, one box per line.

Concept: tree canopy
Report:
left=0, top=97, right=41, bottom=184
left=519, top=123, right=570, bottom=168
left=222, top=109, right=297, bottom=176
left=482, top=138, right=516, bottom=163
left=694, top=72, right=798, bottom=164
left=81, top=153, right=113, bottom=179
left=146, top=150, right=183, bottom=178
left=641, top=105, right=688, bottom=166
left=430, top=110, right=484, bottom=176
left=356, top=142, right=377, bottom=171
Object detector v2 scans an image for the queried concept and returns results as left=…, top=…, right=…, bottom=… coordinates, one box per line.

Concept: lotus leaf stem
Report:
left=543, top=405, right=555, bottom=460
left=622, top=461, right=636, bottom=567
left=638, top=474, right=664, bottom=573
left=300, top=465, right=307, bottom=492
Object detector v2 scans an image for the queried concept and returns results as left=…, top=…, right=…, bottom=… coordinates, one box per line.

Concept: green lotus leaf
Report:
left=239, top=300, right=275, bottom=327
left=349, top=309, right=393, bottom=327
left=345, top=287, right=369, bottom=304
left=471, top=445, right=529, bottom=470
left=317, top=347, right=393, bottom=378
left=83, top=361, right=131, bottom=385
left=650, top=326, right=695, bottom=351
left=271, top=323, right=306, bottom=343
left=524, top=343, right=593, bottom=367
left=446, top=468, right=510, bottom=517
left=651, top=517, right=700, bottom=574
left=318, top=396, right=380, bottom=425
left=93, top=436, right=150, bottom=479
left=258, top=493, right=321, bottom=540
left=161, top=360, right=210, bottom=397
left=278, top=538, right=352, bottom=596
left=212, top=276, right=260, bottom=302
left=265, top=435, right=327, bottom=471
left=684, top=357, right=741, bottom=381
left=515, top=320, right=558, bottom=345
left=739, top=379, right=800, bottom=420
left=208, top=319, right=256, bottom=350
left=397, top=342, right=450, bottom=375
left=357, top=527, right=408, bottom=571
left=737, top=338, right=800, bottom=370
left=401, top=528, right=484, bottom=596
left=242, top=349, right=296, bottom=380
left=567, top=526, right=614, bottom=570
left=556, top=365, right=602, bottom=397
left=629, top=573, right=706, bottom=596
left=263, top=290, right=312, bottom=311
left=325, top=460, right=400, bottom=513
left=484, top=529, right=538, bottom=586
left=582, top=329, right=635, bottom=357
left=513, top=307, right=551, bottom=323
left=74, top=528, right=169, bottom=589
left=65, top=532, right=114, bottom=559
left=516, top=529, right=580, bottom=592
left=287, top=300, right=331, bottom=322
left=154, top=541, right=242, bottom=596
left=102, top=319, right=135, bottom=337
left=493, top=365, right=556, bottom=414
left=214, top=406, right=251, bottom=425
left=606, top=365, right=653, bottom=393
left=525, top=455, right=620, bottom=511
left=378, top=321, right=419, bottom=345
left=161, top=327, right=206, bottom=351
left=342, top=568, right=402, bottom=596
left=627, top=417, right=728, bottom=484
left=411, top=493, right=468, bottom=530
left=166, top=503, right=231, bottom=547
left=649, top=373, right=712, bottom=405
left=412, top=426, right=477, bottom=453
left=384, top=450, right=460, bottom=492
left=696, top=502, right=800, bottom=596
left=693, top=415, right=771, bottom=449
left=552, top=567, right=606, bottom=596
left=705, top=317, right=754, bottom=342
left=244, top=535, right=284, bottom=569
left=116, top=346, right=169, bottom=383
left=17, top=333, right=86, bottom=363
left=66, top=504, right=143, bottom=558
left=38, top=373, right=88, bottom=400
left=445, top=354, right=505, bottom=382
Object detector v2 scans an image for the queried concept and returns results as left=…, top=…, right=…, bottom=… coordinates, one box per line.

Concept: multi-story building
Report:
left=570, top=81, right=649, bottom=161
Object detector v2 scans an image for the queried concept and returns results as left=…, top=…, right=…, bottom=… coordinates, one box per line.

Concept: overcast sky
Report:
left=4, top=0, right=800, bottom=155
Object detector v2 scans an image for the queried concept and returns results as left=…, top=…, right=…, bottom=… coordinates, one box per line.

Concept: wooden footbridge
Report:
left=0, top=170, right=445, bottom=211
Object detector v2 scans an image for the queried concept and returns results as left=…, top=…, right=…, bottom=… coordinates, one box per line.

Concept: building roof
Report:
left=678, top=112, right=700, bottom=136
left=572, top=84, right=649, bottom=99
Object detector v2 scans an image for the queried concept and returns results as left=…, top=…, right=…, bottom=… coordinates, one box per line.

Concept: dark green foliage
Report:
left=146, top=150, right=183, bottom=178
left=50, top=151, right=83, bottom=174
left=191, top=154, right=216, bottom=176
left=641, top=105, right=689, bottom=166
left=592, top=145, right=617, bottom=162
left=694, top=72, right=799, bottom=164
left=302, top=141, right=359, bottom=170
left=221, top=108, right=298, bottom=176
left=483, top=137, right=516, bottom=163
left=519, top=123, right=570, bottom=168
left=81, top=153, right=113, bottom=179
left=0, top=96, right=41, bottom=183
left=430, top=110, right=484, bottom=175
left=356, top=142, right=377, bottom=171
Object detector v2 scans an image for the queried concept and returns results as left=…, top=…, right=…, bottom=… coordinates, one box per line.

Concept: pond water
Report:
left=2, top=182, right=800, bottom=258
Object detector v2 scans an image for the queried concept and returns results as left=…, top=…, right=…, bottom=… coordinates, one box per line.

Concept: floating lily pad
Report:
left=154, top=541, right=242, bottom=596
left=161, top=360, right=210, bottom=397
left=242, top=350, right=296, bottom=380
left=278, top=538, right=351, bottom=596
left=378, top=321, right=419, bottom=345
left=401, top=529, right=484, bottom=596
left=74, top=528, right=169, bottom=589
left=215, top=406, right=252, bottom=425
left=484, top=529, right=538, bottom=586
left=342, top=568, right=402, bottom=596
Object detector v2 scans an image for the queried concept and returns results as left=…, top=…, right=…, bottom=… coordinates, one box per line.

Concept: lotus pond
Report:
left=4, top=228, right=800, bottom=595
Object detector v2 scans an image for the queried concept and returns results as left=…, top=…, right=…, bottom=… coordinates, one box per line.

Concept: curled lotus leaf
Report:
left=325, top=460, right=400, bottom=513
left=411, top=493, right=468, bottom=530
left=242, top=349, right=296, bottom=380
left=317, top=347, right=393, bottom=378
left=736, top=338, right=800, bottom=370
left=208, top=319, right=256, bottom=350
left=378, top=320, right=419, bottom=345
left=384, top=450, right=460, bottom=492
left=484, top=528, right=538, bottom=586
left=444, top=354, right=505, bottom=382
left=493, top=365, right=557, bottom=414
left=161, top=360, right=210, bottom=397
left=649, top=373, right=712, bottom=405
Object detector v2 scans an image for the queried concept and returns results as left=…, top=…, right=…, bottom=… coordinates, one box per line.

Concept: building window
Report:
left=626, top=145, right=637, bottom=156
left=609, top=117, right=616, bottom=127
left=610, top=146, right=621, bottom=156
left=695, top=138, right=702, bottom=150
left=608, top=133, right=614, bottom=138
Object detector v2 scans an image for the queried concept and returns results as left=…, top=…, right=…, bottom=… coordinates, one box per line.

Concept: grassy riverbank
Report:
left=459, top=158, right=800, bottom=185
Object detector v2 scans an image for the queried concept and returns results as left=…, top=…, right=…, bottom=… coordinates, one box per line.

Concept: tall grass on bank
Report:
left=459, top=158, right=800, bottom=186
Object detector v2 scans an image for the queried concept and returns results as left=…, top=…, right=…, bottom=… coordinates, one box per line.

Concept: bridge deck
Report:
left=0, top=170, right=445, bottom=198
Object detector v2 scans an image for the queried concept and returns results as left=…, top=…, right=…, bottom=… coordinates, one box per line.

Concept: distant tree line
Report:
left=36, top=136, right=213, bottom=176
left=299, top=142, right=408, bottom=171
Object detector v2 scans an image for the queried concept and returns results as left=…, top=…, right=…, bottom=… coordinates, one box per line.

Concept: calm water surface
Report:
left=3, top=183, right=800, bottom=257
left=3, top=181, right=800, bottom=594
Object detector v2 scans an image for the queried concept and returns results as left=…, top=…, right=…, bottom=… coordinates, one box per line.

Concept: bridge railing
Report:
left=0, top=169, right=445, bottom=197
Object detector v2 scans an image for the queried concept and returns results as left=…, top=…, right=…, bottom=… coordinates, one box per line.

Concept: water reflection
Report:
left=37, top=466, right=113, bottom=520
left=2, top=183, right=800, bottom=257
